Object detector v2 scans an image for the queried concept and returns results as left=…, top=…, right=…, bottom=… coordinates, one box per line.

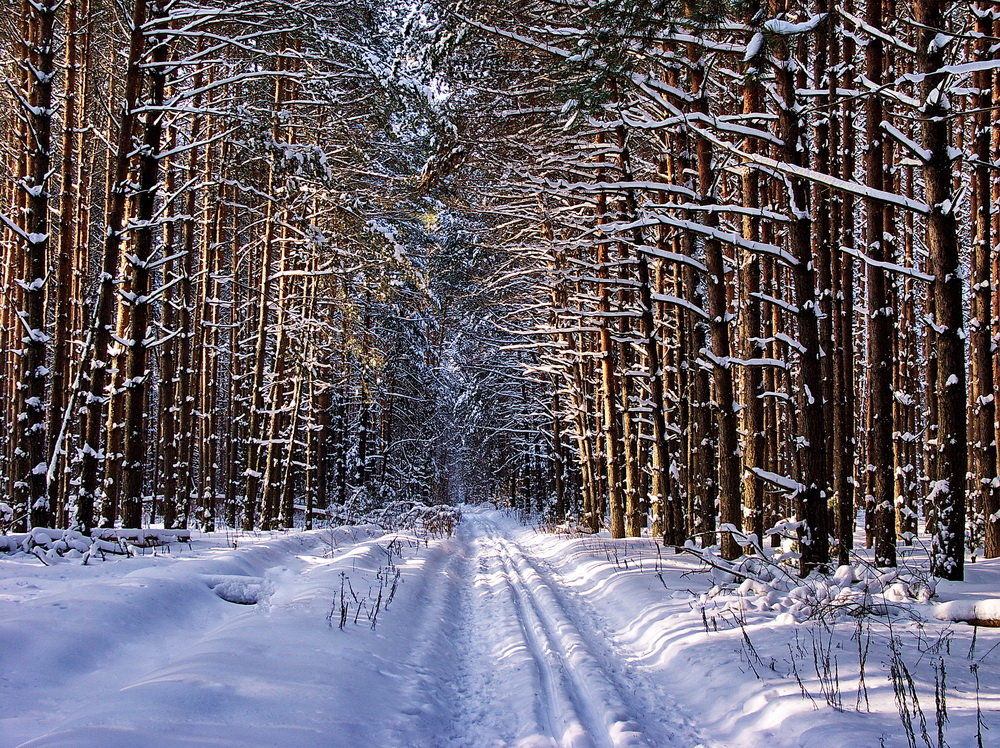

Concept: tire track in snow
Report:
left=469, top=513, right=655, bottom=747
left=505, top=531, right=703, bottom=747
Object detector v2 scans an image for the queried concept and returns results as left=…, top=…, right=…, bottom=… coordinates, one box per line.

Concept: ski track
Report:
left=401, top=511, right=702, bottom=748
left=2, top=512, right=704, bottom=747
left=504, top=533, right=702, bottom=746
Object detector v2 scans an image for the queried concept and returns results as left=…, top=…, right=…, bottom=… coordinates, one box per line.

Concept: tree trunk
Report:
left=77, top=0, right=150, bottom=532
left=971, top=3, right=999, bottom=558
left=595, top=170, right=626, bottom=539
left=773, top=9, right=831, bottom=573
left=916, top=0, right=966, bottom=581
left=864, top=0, right=896, bottom=567
left=12, top=0, right=59, bottom=528
left=119, top=0, right=169, bottom=528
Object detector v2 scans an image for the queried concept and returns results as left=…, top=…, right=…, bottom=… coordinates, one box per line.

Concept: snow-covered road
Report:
left=1, top=510, right=700, bottom=747
left=407, top=511, right=700, bottom=747
left=3, top=508, right=999, bottom=747
left=446, top=512, right=699, bottom=747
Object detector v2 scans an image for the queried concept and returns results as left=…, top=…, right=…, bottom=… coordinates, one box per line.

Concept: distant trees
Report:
left=436, top=0, right=999, bottom=579
left=0, top=0, right=522, bottom=535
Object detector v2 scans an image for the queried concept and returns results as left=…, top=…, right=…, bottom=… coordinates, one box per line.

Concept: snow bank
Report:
left=521, top=525, right=1000, bottom=748
left=935, top=598, right=1000, bottom=625
left=0, top=523, right=454, bottom=746
left=3, top=510, right=998, bottom=747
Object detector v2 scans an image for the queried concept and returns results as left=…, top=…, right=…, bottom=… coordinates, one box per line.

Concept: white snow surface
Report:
left=2, top=507, right=999, bottom=747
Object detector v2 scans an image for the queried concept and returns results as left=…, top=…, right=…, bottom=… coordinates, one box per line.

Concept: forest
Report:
left=3, top=1, right=1000, bottom=746
left=0, top=0, right=998, bottom=578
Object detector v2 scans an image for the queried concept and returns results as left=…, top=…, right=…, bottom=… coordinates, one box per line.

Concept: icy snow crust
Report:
left=1, top=508, right=998, bottom=746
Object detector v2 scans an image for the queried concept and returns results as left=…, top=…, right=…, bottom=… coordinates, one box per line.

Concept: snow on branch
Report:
left=838, top=7, right=916, bottom=53
left=540, top=177, right=697, bottom=200
left=649, top=293, right=709, bottom=320
left=763, top=14, right=827, bottom=36
left=634, top=244, right=709, bottom=274
left=744, top=152, right=930, bottom=214
left=617, top=215, right=799, bottom=268
left=840, top=245, right=934, bottom=283
left=750, top=467, right=805, bottom=494
left=749, top=292, right=799, bottom=316
left=880, top=121, right=931, bottom=163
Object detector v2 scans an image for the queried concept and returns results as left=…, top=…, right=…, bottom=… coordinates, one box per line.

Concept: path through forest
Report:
left=1, top=509, right=702, bottom=747
left=406, top=510, right=701, bottom=747
left=5, top=509, right=997, bottom=747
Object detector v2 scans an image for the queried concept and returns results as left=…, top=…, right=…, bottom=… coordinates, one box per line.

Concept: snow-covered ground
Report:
left=1, top=508, right=998, bottom=747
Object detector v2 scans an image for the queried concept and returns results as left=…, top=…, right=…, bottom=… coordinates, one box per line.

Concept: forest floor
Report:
left=1, top=507, right=999, bottom=747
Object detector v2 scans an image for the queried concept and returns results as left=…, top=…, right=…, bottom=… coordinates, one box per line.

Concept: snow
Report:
left=1, top=508, right=999, bottom=746
left=743, top=32, right=765, bottom=61
left=880, top=121, right=931, bottom=163
left=929, top=32, right=952, bottom=53
left=936, top=599, right=1000, bottom=623
left=750, top=467, right=805, bottom=493
left=763, top=14, right=827, bottom=36
left=1, top=524, right=430, bottom=746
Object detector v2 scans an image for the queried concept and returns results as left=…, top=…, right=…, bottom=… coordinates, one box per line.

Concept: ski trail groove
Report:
left=463, top=513, right=659, bottom=748
left=505, top=531, right=703, bottom=745
left=497, top=538, right=643, bottom=748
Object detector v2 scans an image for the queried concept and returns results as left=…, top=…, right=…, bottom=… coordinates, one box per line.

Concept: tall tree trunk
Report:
left=739, top=52, right=767, bottom=550
left=119, top=0, right=169, bottom=528
left=48, top=0, right=83, bottom=523
left=11, top=0, right=59, bottom=528
left=243, top=61, right=286, bottom=529
left=971, top=3, right=1000, bottom=558
left=77, top=0, right=151, bottom=532
left=916, top=0, right=966, bottom=581
left=595, top=181, right=626, bottom=538
left=864, top=0, right=896, bottom=567
left=773, top=7, right=831, bottom=573
left=834, top=0, right=858, bottom=566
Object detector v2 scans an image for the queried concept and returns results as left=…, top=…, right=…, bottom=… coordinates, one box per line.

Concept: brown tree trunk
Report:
left=595, top=164, right=626, bottom=538
left=11, top=0, right=59, bottom=528
left=48, top=0, right=83, bottom=523
left=243, top=62, right=286, bottom=529
left=864, top=0, right=896, bottom=567
left=971, top=4, right=999, bottom=558
left=773, top=9, right=831, bottom=573
left=834, top=0, right=859, bottom=566
left=77, top=0, right=150, bottom=532
left=690, top=56, right=740, bottom=559
left=119, top=0, right=170, bottom=528
left=916, top=0, right=966, bottom=581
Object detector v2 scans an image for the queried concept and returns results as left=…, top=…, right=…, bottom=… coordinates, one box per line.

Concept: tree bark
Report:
left=916, top=0, right=966, bottom=581
left=864, top=0, right=896, bottom=567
